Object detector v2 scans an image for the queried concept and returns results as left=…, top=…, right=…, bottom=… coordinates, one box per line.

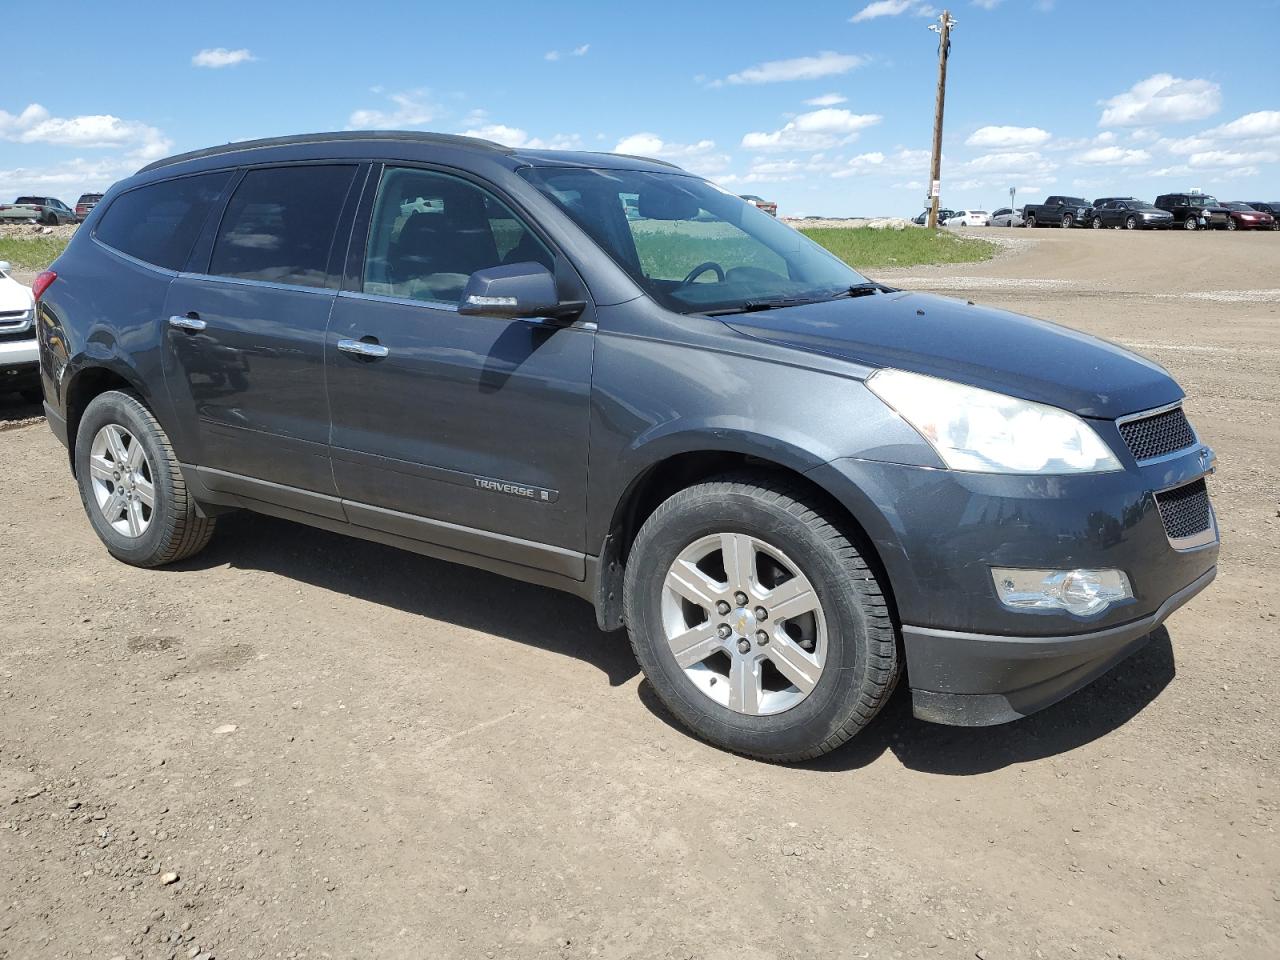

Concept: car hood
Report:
left=0, top=275, right=34, bottom=311
left=723, top=290, right=1181, bottom=419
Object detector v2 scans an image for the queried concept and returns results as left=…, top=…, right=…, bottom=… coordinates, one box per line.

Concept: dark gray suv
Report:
left=35, top=132, right=1219, bottom=761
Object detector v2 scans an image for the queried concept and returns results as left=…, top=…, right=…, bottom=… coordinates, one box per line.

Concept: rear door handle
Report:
left=168, top=314, right=207, bottom=332
left=337, top=338, right=390, bottom=359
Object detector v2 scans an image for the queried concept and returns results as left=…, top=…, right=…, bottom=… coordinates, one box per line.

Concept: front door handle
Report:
left=337, top=338, right=390, bottom=359
left=168, top=314, right=207, bottom=332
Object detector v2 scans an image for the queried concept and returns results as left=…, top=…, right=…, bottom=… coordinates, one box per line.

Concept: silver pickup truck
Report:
left=0, top=196, right=76, bottom=225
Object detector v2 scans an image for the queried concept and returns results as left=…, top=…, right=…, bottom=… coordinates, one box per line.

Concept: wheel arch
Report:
left=591, top=439, right=902, bottom=636
left=63, top=359, right=153, bottom=472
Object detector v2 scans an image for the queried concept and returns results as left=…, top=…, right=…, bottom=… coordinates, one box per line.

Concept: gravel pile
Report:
left=783, top=216, right=920, bottom=230
left=0, top=222, right=80, bottom=240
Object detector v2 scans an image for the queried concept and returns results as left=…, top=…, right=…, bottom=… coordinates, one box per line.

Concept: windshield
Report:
left=1128, top=201, right=1157, bottom=210
left=1222, top=201, right=1253, bottom=210
left=1189, top=195, right=1219, bottom=207
left=518, top=167, right=868, bottom=314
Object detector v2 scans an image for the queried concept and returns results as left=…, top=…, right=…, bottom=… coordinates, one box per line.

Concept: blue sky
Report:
left=2, top=0, right=1278, bottom=216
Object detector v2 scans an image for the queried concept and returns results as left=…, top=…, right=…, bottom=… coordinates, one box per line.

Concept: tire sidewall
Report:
left=74, top=391, right=177, bottom=565
left=625, top=486, right=882, bottom=759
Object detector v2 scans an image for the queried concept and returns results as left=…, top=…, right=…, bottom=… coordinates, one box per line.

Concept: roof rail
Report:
left=136, top=130, right=510, bottom=174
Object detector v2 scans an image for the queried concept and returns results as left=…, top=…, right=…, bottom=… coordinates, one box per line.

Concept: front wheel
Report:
left=1226, top=218, right=1237, bottom=231
left=1061, top=213, right=1075, bottom=229
left=1125, top=216, right=1138, bottom=230
left=74, top=390, right=216, bottom=567
left=623, top=474, right=899, bottom=761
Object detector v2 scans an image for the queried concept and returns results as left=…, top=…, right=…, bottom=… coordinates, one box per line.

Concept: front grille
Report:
left=1119, top=406, right=1196, bottom=461
left=1154, top=478, right=1212, bottom=542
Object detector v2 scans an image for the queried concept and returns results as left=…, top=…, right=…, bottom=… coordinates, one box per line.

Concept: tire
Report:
left=1125, top=216, right=1138, bottom=230
left=74, top=389, right=215, bottom=568
left=1025, top=213, right=1037, bottom=228
left=1226, top=218, right=1237, bottom=231
left=1061, top=213, right=1074, bottom=229
left=622, top=473, right=899, bottom=762
left=1183, top=217, right=1198, bottom=231
left=1091, top=216, right=1103, bottom=229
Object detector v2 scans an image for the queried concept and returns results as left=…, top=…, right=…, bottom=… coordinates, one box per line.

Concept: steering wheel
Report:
left=680, top=261, right=725, bottom=285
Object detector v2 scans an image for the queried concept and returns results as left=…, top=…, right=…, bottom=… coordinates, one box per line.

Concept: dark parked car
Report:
left=35, top=131, right=1220, bottom=761
left=1244, top=201, right=1280, bottom=223
left=1022, top=195, right=1089, bottom=228
left=74, top=193, right=105, bottom=222
left=1087, top=198, right=1174, bottom=230
left=1219, top=201, right=1276, bottom=231
left=1154, top=193, right=1230, bottom=231
left=912, top=208, right=955, bottom=225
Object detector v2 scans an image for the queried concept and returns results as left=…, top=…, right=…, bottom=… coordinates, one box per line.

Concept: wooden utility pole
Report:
left=926, top=10, right=956, bottom=229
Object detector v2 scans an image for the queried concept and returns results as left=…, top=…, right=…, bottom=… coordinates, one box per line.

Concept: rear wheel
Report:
left=1226, top=217, right=1238, bottom=231
left=74, top=390, right=216, bottom=567
left=1025, top=213, right=1037, bottom=228
left=1184, top=217, right=1198, bottom=231
left=623, top=473, right=899, bottom=762
left=1091, top=216, right=1103, bottom=229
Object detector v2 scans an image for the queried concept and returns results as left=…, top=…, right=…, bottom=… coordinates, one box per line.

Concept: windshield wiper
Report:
left=824, top=282, right=893, bottom=300
left=702, top=298, right=811, bottom=316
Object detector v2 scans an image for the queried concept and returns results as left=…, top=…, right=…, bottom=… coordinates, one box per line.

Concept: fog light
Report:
left=991, top=568, right=1132, bottom=616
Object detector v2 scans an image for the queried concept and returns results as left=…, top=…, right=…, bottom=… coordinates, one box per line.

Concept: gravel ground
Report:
left=1, top=227, right=1277, bottom=960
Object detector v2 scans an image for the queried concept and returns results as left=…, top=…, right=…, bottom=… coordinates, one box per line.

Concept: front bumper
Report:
left=0, top=338, right=39, bottom=388
left=807, top=432, right=1219, bottom=726
left=905, top=565, right=1215, bottom=725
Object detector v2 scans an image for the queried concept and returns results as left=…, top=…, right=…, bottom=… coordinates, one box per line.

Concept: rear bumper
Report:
left=905, top=566, right=1216, bottom=726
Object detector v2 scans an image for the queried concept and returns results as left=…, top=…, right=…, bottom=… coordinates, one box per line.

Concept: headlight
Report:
left=866, top=368, right=1122, bottom=474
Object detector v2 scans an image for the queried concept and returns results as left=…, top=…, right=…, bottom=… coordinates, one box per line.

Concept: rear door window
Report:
left=209, top=164, right=357, bottom=289
left=95, top=172, right=233, bottom=271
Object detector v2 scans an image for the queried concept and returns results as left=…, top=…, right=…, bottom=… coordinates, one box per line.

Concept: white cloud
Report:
left=1201, top=110, right=1280, bottom=141
left=741, top=108, right=882, bottom=151
left=1073, top=146, right=1151, bottom=166
left=965, top=125, right=1051, bottom=148
left=462, top=124, right=583, bottom=150
left=720, top=51, right=867, bottom=85
left=850, top=0, right=936, bottom=22
left=0, top=103, right=171, bottom=161
left=1188, top=149, right=1279, bottom=168
left=805, top=93, right=848, bottom=107
left=613, top=133, right=729, bottom=177
left=348, top=90, right=438, bottom=128
left=572, top=44, right=590, bottom=56
left=1099, top=74, right=1221, bottom=127
left=191, top=47, right=255, bottom=69
left=544, top=50, right=560, bottom=61
left=971, top=0, right=1002, bottom=8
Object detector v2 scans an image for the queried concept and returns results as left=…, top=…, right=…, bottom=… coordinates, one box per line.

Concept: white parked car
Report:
left=943, top=209, right=990, bottom=227
left=0, top=261, right=40, bottom=402
left=989, top=207, right=1025, bottom=228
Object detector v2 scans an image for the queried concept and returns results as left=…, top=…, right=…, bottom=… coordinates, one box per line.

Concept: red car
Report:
left=1221, top=201, right=1276, bottom=231
left=739, top=194, right=778, bottom=217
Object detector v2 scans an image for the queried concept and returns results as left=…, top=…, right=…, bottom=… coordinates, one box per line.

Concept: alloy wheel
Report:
left=88, top=424, right=155, bottom=538
left=661, top=532, right=827, bottom=716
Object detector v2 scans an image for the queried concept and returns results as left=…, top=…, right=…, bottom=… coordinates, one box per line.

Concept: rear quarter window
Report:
left=95, top=172, right=232, bottom=271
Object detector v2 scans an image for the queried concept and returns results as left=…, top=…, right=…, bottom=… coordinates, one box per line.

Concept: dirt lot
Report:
left=1, top=228, right=1277, bottom=960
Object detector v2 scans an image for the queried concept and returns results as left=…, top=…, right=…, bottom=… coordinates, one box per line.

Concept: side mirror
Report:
left=0, top=261, right=10, bottom=274
left=458, top=262, right=584, bottom=322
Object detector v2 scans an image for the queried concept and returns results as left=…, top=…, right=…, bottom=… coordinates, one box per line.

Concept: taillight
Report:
left=32, top=271, right=56, bottom=302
